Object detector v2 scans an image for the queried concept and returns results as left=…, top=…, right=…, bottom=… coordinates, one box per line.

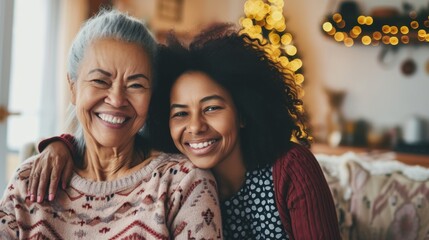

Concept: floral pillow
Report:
left=348, top=160, right=429, bottom=240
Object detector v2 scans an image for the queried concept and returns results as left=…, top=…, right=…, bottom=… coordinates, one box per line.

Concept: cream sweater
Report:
left=0, top=153, right=222, bottom=239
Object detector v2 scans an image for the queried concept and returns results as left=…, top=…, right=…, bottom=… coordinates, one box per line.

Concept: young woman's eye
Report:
left=204, top=106, right=222, bottom=112
left=171, top=111, right=188, bottom=118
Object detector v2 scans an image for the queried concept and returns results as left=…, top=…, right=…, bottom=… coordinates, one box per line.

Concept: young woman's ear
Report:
left=67, top=74, right=76, bottom=105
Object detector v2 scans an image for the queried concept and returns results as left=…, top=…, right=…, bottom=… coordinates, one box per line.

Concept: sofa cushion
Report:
left=348, top=159, right=429, bottom=240
left=316, top=153, right=354, bottom=240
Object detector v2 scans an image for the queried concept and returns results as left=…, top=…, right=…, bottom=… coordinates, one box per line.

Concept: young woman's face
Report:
left=169, top=71, right=242, bottom=169
left=70, top=38, right=152, bottom=149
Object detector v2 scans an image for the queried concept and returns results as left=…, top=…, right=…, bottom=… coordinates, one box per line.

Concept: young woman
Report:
left=29, top=24, right=341, bottom=239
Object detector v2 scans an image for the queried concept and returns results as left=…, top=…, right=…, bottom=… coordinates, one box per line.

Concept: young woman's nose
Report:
left=105, top=86, right=128, bottom=107
left=187, top=114, right=208, bottom=134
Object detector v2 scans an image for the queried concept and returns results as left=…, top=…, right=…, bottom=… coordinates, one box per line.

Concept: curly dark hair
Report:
left=147, top=23, right=310, bottom=170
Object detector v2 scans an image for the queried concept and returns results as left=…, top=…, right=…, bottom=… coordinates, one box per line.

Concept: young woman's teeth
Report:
left=189, top=140, right=215, bottom=149
left=99, top=113, right=126, bottom=124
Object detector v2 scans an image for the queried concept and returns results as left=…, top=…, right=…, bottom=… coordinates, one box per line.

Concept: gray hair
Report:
left=66, top=9, right=157, bottom=158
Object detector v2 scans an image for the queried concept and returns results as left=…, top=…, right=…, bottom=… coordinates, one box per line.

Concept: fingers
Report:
left=47, top=170, right=59, bottom=201
left=28, top=156, right=42, bottom=202
left=36, top=166, right=49, bottom=202
left=61, top=159, right=74, bottom=190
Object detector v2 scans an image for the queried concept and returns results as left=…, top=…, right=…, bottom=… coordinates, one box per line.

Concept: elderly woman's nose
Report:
left=105, top=86, right=128, bottom=107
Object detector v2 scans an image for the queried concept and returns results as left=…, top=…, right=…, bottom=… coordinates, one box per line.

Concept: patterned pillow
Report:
left=348, top=160, right=429, bottom=240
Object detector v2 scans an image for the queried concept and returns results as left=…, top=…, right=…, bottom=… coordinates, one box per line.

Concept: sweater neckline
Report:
left=69, top=152, right=167, bottom=195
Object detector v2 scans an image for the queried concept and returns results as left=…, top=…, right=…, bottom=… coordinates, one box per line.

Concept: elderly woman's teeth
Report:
left=99, top=113, right=126, bottom=124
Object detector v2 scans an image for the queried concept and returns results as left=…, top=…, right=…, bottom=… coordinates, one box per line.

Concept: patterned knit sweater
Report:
left=0, top=153, right=222, bottom=239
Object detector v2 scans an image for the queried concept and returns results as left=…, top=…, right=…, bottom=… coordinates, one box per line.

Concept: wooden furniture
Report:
left=311, top=143, right=429, bottom=168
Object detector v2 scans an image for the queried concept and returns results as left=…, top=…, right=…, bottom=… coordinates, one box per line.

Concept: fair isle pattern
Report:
left=0, top=153, right=222, bottom=239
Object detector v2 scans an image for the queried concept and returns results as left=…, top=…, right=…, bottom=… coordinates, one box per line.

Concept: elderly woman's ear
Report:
left=67, top=73, right=76, bottom=105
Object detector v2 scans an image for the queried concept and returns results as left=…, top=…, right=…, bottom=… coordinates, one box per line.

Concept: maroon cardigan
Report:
left=273, top=142, right=341, bottom=239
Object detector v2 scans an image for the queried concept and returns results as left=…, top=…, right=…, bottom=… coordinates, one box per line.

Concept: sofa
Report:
left=315, top=152, right=429, bottom=240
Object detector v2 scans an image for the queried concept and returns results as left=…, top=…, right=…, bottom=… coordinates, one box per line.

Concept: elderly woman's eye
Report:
left=92, top=79, right=107, bottom=85
left=129, top=83, right=148, bottom=89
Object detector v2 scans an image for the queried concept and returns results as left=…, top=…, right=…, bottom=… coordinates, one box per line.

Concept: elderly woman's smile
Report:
left=70, top=38, right=152, bottom=148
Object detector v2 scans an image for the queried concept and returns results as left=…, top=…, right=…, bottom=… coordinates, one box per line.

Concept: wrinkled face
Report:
left=69, top=38, right=152, bottom=148
left=169, top=71, right=242, bottom=169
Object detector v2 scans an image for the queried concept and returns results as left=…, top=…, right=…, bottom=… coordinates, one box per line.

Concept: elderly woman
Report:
left=0, top=10, right=222, bottom=239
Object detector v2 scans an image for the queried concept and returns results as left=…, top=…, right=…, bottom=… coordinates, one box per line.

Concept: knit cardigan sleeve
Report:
left=273, top=142, right=341, bottom=240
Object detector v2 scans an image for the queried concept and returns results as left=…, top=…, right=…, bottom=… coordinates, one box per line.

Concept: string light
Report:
left=239, top=0, right=309, bottom=142
left=239, top=0, right=305, bottom=99
left=321, top=9, right=429, bottom=47
left=239, top=0, right=304, bottom=85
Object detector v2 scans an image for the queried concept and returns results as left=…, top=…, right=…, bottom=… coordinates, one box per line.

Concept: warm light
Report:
left=390, top=37, right=399, bottom=45
left=241, top=0, right=306, bottom=114
left=344, top=38, right=354, bottom=47
left=322, top=22, right=333, bottom=32
left=400, top=26, right=409, bottom=34
left=351, top=26, right=362, bottom=35
left=288, top=59, right=302, bottom=71
left=322, top=6, right=429, bottom=46
left=334, top=32, right=345, bottom=41
left=294, top=73, right=304, bottom=84
left=382, top=25, right=391, bottom=34
left=373, top=31, right=382, bottom=40
left=281, top=33, right=292, bottom=45
left=333, top=13, right=342, bottom=23
left=382, top=36, right=390, bottom=44
left=285, top=45, right=297, bottom=56
left=271, top=10, right=282, bottom=21
left=401, top=36, right=409, bottom=43
left=365, top=16, right=373, bottom=25
left=357, top=15, right=365, bottom=25
left=242, top=18, right=253, bottom=28
left=278, top=56, right=289, bottom=67
left=269, top=32, right=280, bottom=44
left=361, top=36, right=371, bottom=45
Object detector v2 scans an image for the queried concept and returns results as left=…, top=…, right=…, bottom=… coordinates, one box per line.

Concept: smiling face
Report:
left=69, top=38, right=152, bottom=149
left=169, top=71, right=243, bottom=169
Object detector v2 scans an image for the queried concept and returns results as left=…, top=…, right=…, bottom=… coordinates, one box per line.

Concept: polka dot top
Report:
left=221, top=166, right=289, bottom=239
